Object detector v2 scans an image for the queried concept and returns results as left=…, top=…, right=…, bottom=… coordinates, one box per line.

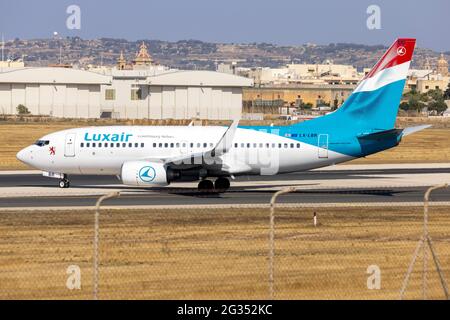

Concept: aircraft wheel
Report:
left=59, top=179, right=70, bottom=188
left=198, top=179, right=214, bottom=192
left=214, top=177, right=230, bottom=192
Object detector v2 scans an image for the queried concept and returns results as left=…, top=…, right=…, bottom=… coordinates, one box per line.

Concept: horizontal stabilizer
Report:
left=402, top=125, right=431, bottom=137
left=357, top=129, right=402, bottom=140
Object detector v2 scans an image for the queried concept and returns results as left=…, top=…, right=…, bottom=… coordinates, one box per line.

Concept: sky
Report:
left=1, top=0, right=449, bottom=51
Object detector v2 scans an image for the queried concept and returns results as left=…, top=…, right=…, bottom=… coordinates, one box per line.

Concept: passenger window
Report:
left=284, top=143, right=288, bottom=148
left=153, top=143, right=156, bottom=148
left=176, top=143, right=180, bottom=148
left=159, top=143, right=162, bottom=147
left=104, top=143, right=108, bottom=147
left=234, top=143, right=238, bottom=148
left=247, top=143, right=250, bottom=148
left=241, top=143, right=244, bottom=148
left=116, top=143, right=120, bottom=147
left=297, top=143, right=300, bottom=148
left=128, top=143, right=132, bottom=147
left=80, top=143, right=84, bottom=148
left=135, top=143, right=138, bottom=147
left=164, top=143, right=168, bottom=148
left=272, top=143, right=275, bottom=148
left=278, top=143, right=282, bottom=148
left=253, top=143, right=257, bottom=148
left=266, top=143, right=269, bottom=148
left=92, top=143, right=96, bottom=147
left=259, top=143, right=263, bottom=148
left=122, top=143, right=126, bottom=147
left=141, top=143, right=144, bottom=147
left=86, top=143, right=90, bottom=147
left=182, top=143, right=186, bottom=148
left=197, top=143, right=201, bottom=148
left=290, top=143, right=294, bottom=148
left=99, top=143, right=102, bottom=147
left=110, top=143, right=114, bottom=148
left=203, top=143, right=207, bottom=148
left=170, top=143, right=174, bottom=148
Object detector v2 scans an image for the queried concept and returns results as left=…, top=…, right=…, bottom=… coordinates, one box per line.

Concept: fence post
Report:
left=269, top=186, right=296, bottom=300
left=400, top=183, right=448, bottom=300
left=93, top=191, right=120, bottom=300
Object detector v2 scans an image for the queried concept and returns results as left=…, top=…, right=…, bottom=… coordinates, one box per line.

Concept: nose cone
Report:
left=16, top=146, right=32, bottom=165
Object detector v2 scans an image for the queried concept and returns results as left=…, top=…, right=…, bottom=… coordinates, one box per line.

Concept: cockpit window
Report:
left=34, top=140, right=50, bottom=147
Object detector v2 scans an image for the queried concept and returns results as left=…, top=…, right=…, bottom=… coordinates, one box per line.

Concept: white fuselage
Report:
left=17, top=126, right=353, bottom=180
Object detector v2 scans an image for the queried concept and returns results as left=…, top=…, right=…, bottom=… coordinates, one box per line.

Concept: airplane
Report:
left=16, top=38, right=430, bottom=192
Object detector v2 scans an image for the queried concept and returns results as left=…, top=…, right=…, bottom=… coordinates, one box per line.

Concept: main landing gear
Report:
left=197, top=177, right=230, bottom=193
left=59, top=175, right=70, bottom=188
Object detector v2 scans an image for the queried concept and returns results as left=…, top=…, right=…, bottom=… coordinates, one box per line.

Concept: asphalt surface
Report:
left=1, top=167, right=450, bottom=207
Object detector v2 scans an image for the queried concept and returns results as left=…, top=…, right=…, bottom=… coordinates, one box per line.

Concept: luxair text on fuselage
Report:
left=84, top=132, right=133, bottom=142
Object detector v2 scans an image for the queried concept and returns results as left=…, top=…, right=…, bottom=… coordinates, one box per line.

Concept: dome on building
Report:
left=133, top=42, right=154, bottom=67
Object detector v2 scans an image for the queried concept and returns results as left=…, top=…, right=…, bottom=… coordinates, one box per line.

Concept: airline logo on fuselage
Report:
left=84, top=132, right=133, bottom=142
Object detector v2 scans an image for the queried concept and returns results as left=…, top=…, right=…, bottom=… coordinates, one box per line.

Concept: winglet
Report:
left=212, top=119, right=239, bottom=156
left=402, top=124, right=431, bottom=137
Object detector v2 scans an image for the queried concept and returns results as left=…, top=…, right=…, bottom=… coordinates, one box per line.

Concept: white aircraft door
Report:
left=64, top=133, right=76, bottom=157
left=318, top=134, right=328, bottom=158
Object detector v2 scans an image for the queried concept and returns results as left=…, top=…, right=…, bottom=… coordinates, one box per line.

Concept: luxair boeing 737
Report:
left=17, top=38, right=429, bottom=192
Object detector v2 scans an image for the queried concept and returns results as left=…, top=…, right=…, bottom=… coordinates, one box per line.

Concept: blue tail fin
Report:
left=296, top=38, right=416, bottom=134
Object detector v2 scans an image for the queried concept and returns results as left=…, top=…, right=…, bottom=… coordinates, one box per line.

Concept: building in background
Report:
left=233, top=60, right=361, bottom=113
left=0, top=59, right=25, bottom=69
left=406, top=54, right=449, bottom=94
left=437, top=53, right=449, bottom=77
left=0, top=43, right=253, bottom=119
left=242, top=84, right=354, bottom=114
left=242, top=61, right=362, bottom=86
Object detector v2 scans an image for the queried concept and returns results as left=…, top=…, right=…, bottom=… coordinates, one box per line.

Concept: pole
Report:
left=1, top=33, right=4, bottom=62
left=93, top=191, right=120, bottom=300
left=423, top=184, right=447, bottom=299
left=400, top=183, right=448, bottom=299
left=269, top=186, right=296, bottom=300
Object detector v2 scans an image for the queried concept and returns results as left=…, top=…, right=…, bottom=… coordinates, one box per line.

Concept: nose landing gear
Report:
left=59, top=176, right=70, bottom=188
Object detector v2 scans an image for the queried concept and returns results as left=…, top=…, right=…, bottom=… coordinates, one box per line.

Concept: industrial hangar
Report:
left=0, top=67, right=253, bottom=120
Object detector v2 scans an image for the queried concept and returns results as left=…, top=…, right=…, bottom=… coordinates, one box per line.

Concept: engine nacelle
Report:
left=121, top=161, right=170, bottom=187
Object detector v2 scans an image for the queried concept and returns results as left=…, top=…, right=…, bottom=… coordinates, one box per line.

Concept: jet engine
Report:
left=121, top=161, right=176, bottom=187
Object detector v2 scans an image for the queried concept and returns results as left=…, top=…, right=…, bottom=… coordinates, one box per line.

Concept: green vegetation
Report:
left=299, top=102, right=313, bottom=110
left=401, top=88, right=448, bottom=115
left=16, top=104, right=30, bottom=115
left=444, top=82, right=450, bottom=100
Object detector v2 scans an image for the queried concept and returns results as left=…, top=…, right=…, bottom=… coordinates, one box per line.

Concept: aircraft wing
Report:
left=142, top=120, right=239, bottom=169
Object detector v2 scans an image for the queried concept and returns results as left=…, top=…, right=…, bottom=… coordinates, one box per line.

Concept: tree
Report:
left=407, top=94, right=426, bottom=112
left=444, top=82, right=450, bottom=100
left=300, top=102, right=313, bottom=110
left=333, top=98, right=339, bottom=110
left=16, top=104, right=30, bottom=115
left=428, top=100, right=448, bottom=114
left=399, top=101, right=410, bottom=111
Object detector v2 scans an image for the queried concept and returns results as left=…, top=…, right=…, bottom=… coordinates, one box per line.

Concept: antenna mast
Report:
left=1, top=34, right=4, bottom=62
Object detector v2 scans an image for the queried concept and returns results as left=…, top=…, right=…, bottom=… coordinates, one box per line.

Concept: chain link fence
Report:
left=0, top=187, right=449, bottom=299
